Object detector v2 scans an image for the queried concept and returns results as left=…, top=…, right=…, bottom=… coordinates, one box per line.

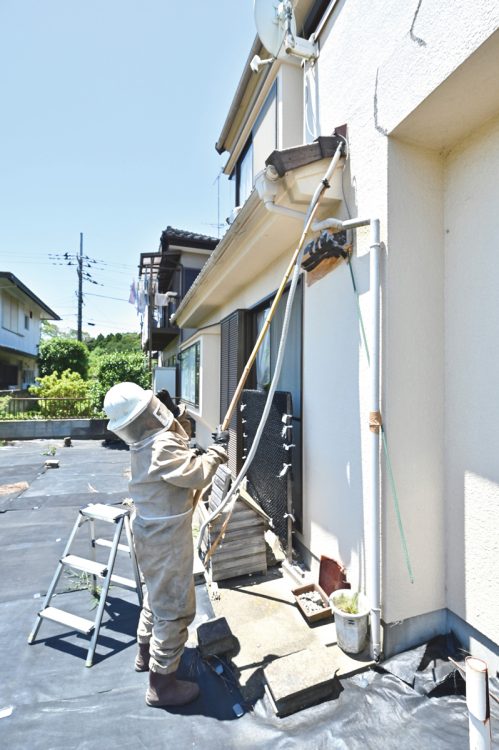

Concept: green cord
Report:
left=346, top=256, right=414, bottom=583
left=347, top=259, right=371, bottom=367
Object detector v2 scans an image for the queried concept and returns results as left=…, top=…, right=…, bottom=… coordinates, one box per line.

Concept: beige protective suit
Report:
left=129, top=412, right=226, bottom=674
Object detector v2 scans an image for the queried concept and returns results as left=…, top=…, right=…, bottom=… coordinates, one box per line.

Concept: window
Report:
left=179, top=341, right=200, bottom=407
left=183, top=267, right=200, bottom=296
left=233, top=82, right=277, bottom=210
left=24, top=314, right=30, bottom=330
left=236, top=139, right=253, bottom=207
left=2, top=293, right=20, bottom=333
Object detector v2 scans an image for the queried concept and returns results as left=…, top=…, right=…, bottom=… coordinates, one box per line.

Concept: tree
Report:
left=29, top=370, right=93, bottom=417
left=92, top=351, right=150, bottom=409
left=41, top=321, right=61, bottom=340
left=38, top=338, right=90, bottom=380
left=87, top=332, right=141, bottom=354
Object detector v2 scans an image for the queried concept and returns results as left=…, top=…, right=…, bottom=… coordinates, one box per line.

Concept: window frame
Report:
left=179, top=340, right=200, bottom=408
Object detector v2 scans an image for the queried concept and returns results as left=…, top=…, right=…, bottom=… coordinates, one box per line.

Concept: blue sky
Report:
left=0, top=1, right=255, bottom=335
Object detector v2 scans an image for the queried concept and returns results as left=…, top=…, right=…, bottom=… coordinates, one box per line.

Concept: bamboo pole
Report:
left=205, top=144, right=344, bottom=563
left=220, top=146, right=343, bottom=432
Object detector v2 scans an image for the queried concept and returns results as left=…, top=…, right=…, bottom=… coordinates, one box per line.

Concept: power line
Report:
left=84, top=292, right=130, bottom=302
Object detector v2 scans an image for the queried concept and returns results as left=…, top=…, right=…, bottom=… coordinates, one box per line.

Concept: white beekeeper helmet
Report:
left=104, top=382, right=173, bottom=445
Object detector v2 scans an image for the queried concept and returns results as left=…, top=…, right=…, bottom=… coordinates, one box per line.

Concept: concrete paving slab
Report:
left=263, top=645, right=342, bottom=717
left=197, top=616, right=237, bottom=657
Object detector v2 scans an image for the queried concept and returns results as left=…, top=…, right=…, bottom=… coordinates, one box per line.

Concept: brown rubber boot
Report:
left=134, top=642, right=150, bottom=672
left=145, top=670, right=200, bottom=707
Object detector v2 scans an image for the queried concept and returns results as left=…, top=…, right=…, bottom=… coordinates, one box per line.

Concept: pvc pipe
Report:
left=264, top=201, right=307, bottom=221
left=466, top=656, right=491, bottom=750
left=311, top=217, right=371, bottom=232
left=311, top=217, right=344, bottom=232
left=369, top=218, right=382, bottom=661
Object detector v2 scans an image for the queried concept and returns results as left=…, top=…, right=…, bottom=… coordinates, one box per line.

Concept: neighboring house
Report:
left=138, top=226, right=218, bottom=394
left=173, top=1, right=499, bottom=669
left=0, top=272, right=60, bottom=390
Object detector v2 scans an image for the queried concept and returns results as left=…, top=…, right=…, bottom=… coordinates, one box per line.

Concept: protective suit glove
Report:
left=156, top=389, right=180, bottom=418
left=212, top=428, right=230, bottom=447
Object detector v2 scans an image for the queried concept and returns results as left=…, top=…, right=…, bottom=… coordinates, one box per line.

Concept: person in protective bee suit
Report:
left=103, top=382, right=228, bottom=708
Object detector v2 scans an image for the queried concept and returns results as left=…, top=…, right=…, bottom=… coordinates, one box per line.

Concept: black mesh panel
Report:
left=241, top=389, right=293, bottom=545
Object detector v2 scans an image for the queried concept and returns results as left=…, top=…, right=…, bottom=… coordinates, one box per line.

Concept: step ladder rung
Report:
left=62, top=554, right=108, bottom=577
left=95, top=538, right=130, bottom=554
left=39, top=606, right=95, bottom=635
left=110, top=574, right=137, bottom=591
left=80, top=503, right=128, bottom=522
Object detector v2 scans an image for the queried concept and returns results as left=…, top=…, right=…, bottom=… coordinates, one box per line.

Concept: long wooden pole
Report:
left=206, top=144, right=344, bottom=562
left=220, top=147, right=341, bottom=431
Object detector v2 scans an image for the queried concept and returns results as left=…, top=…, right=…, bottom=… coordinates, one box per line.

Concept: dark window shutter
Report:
left=220, top=310, right=249, bottom=475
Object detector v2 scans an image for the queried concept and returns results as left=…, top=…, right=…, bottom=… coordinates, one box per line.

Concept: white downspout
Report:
left=257, top=168, right=383, bottom=658
left=369, top=218, right=382, bottom=661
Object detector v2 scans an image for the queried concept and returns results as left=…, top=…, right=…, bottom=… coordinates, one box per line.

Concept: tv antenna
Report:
left=251, top=0, right=318, bottom=73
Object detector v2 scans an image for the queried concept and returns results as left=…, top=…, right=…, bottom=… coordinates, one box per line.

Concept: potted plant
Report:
left=329, top=589, right=370, bottom=654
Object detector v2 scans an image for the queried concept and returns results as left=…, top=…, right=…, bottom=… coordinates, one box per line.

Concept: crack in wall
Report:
left=410, top=0, right=427, bottom=46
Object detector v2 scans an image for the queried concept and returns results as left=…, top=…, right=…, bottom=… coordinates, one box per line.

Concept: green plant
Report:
left=42, top=445, right=57, bottom=456
left=38, top=338, right=90, bottom=379
left=91, top=351, right=150, bottom=409
left=0, top=395, right=12, bottom=419
left=29, top=370, right=94, bottom=417
left=64, top=569, right=102, bottom=608
left=333, top=591, right=360, bottom=614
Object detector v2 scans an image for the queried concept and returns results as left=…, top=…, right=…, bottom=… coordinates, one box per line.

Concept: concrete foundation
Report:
left=0, top=419, right=112, bottom=441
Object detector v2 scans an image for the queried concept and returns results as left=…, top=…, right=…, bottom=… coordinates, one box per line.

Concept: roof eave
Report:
left=215, top=35, right=263, bottom=155
left=0, top=272, right=61, bottom=320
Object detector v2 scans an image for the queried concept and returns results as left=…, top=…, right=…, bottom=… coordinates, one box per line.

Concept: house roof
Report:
left=0, top=272, right=60, bottom=320
left=160, top=226, right=219, bottom=252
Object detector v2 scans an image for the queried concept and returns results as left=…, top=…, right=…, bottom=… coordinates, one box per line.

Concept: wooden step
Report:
left=39, top=606, right=95, bottom=634
left=80, top=504, right=128, bottom=522
left=61, top=555, right=108, bottom=577
left=95, top=538, right=130, bottom=554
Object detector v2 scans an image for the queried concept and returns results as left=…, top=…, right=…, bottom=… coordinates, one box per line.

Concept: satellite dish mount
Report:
left=252, top=0, right=318, bottom=72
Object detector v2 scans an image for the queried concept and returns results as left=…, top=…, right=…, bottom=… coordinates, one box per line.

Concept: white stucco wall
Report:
left=303, top=0, right=499, bottom=636
left=444, top=115, right=499, bottom=647
left=0, top=287, right=43, bottom=358
left=384, top=140, right=445, bottom=623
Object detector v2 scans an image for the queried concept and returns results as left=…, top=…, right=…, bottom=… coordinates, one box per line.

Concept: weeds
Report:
left=64, top=569, right=103, bottom=609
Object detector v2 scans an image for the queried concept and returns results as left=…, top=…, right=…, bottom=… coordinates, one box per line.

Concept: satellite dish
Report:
left=252, top=0, right=318, bottom=69
left=253, top=0, right=297, bottom=59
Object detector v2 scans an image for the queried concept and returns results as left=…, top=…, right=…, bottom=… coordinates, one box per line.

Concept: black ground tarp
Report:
left=1, top=440, right=498, bottom=749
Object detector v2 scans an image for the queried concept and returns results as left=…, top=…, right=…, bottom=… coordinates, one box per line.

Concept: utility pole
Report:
left=77, top=232, right=83, bottom=341
left=49, top=236, right=101, bottom=340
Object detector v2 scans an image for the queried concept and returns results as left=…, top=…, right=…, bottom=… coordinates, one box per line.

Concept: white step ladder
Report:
left=28, top=503, right=143, bottom=667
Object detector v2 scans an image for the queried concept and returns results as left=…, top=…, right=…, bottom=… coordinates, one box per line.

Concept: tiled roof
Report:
left=160, top=226, right=219, bottom=251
